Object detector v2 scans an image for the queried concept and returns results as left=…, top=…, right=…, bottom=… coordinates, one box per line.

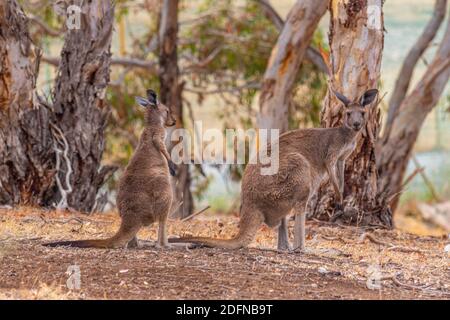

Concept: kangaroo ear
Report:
left=332, top=89, right=351, bottom=106
left=146, top=89, right=158, bottom=106
left=359, top=89, right=379, bottom=107
left=135, top=96, right=151, bottom=108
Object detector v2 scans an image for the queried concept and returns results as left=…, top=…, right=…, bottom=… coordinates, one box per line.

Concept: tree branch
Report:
left=182, top=45, right=224, bottom=73
left=256, top=0, right=283, bottom=30
left=29, top=15, right=63, bottom=37
left=42, top=55, right=159, bottom=74
left=255, top=0, right=328, bottom=73
left=377, top=16, right=450, bottom=212
left=184, top=81, right=260, bottom=94
left=385, top=0, right=447, bottom=133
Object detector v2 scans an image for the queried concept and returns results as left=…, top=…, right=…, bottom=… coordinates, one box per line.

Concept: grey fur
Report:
left=170, top=88, right=378, bottom=251
left=44, top=90, right=176, bottom=248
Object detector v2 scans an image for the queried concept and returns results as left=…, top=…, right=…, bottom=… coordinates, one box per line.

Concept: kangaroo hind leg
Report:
left=277, top=218, right=291, bottom=251
left=127, top=236, right=140, bottom=249
left=293, top=192, right=317, bottom=252
left=156, top=216, right=169, bottom=248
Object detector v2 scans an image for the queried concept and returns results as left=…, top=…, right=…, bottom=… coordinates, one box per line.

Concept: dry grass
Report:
left=395, top=200, right=449, bottom=237
left=0, top=207, right=449, bottom=300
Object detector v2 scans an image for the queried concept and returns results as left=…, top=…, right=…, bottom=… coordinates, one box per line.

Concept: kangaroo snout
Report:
left=166, top=118, right=176, bottom=127
left=352, top=121, right=362, bottom=130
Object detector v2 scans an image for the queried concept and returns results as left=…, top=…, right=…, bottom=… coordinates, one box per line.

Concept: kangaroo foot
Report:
left=330, top=204, right=345, bottom=222
left=277, top=218, right=291, bottom=251
left=135, top=239, right=158, bottom=248
left=126, top=236, right=140, bottom=249
left=335, top=203, right=344, bottom=212
left=291, top=245, right=306, bottom=254
left=277, top=242, right=291, bottom=251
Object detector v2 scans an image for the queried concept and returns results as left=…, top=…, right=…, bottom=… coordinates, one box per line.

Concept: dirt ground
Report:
left=0, top=207, right=448, bottom=300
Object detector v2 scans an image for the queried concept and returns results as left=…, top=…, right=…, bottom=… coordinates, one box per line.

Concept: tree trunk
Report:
left=50, top=0, right=116, bottom=212
left=0, top=0, right=55, bottom=207
left=256, top=0, right=329, bottom=74
left=159, top=0, right=193, bottom=218
left=377, top=14, right=450, bottom=212
left=258, top=0, right=328, bottom=131
left=313, top=0, right=391, bottom=227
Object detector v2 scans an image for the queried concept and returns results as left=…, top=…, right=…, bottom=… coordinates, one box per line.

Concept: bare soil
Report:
left=0, top=207, right=448, bottom=300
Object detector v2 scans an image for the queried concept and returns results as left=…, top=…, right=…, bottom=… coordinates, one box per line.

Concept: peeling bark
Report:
left=256, top=0, right=329, bottom=74
left=378, top=14, right=450, bottom=212
left=258, top=0, right=328, bottom=132
left=314, top=0, right=390, bottom=227
left=0, top=0, right=116, bottom=212
left=49, top=0, right=116, bottom=212
left=159, top=0, right=193, bottom=218
left=0, top=0, right=55, bottom=206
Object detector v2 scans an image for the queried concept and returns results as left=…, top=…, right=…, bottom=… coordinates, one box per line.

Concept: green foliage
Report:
left=181, top=0, right=279, bottom=123
left=19, top=0, right=64, bottom=46
left=290, top=56, right=328, bottom=129
left=182, top=0, right=327, bottom=130
left=191, top=171, right=213, bottom=201
left=181, top=0, right=328, bottom=181
left=26, top=0, right=329, bottom=203
left=208, top=194, right=233, bottom=213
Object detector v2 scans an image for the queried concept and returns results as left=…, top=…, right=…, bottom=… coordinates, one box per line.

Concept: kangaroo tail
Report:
left=169, top=208, right=264, bottom=249
left=43, top=220, right=141, bottom=249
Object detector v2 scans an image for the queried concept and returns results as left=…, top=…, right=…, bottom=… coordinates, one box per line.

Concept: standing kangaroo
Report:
left=170, top=88, right=378, bottom=250
left=44, top=89, right=177, bottom=249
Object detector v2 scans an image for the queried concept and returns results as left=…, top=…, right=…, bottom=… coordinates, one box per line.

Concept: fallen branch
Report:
left=181, top=206, right=211, bottom=222
left=359, top=233, right=427, bottom=253
left=319, top=234, right=353, bottom=244
left=0, top=236, right=12, bottom=242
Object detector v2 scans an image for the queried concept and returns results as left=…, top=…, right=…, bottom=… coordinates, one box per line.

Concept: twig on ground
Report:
left=0, top=236, right=12, bottom=242
left=359, top=233, right=427, bottom=253
left=181, top=206, right=211, bottom=222
left=319, top=234, right=353, bottom=244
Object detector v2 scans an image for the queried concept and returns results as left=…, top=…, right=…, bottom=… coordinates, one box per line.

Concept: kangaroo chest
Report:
left=339, top=140, right=357, bottom=160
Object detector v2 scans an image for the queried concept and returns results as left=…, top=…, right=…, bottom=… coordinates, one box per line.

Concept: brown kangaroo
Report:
left=170, top=88, right=378, bottom=250
left=44, top=89, right=177, bottom=249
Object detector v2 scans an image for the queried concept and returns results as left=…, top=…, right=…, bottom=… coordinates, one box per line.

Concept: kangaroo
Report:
left=44, top=89, right=177, bottom=249
left=170, top=88, right=378, bottom=250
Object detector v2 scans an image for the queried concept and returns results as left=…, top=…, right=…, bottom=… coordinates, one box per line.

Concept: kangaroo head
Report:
left=135, top=89, right=176, bottom=127
left=333, top=88, right=378, bottom=131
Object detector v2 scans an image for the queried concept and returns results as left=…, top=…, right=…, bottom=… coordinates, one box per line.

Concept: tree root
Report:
left=358, top=233, right=428, bottom=253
